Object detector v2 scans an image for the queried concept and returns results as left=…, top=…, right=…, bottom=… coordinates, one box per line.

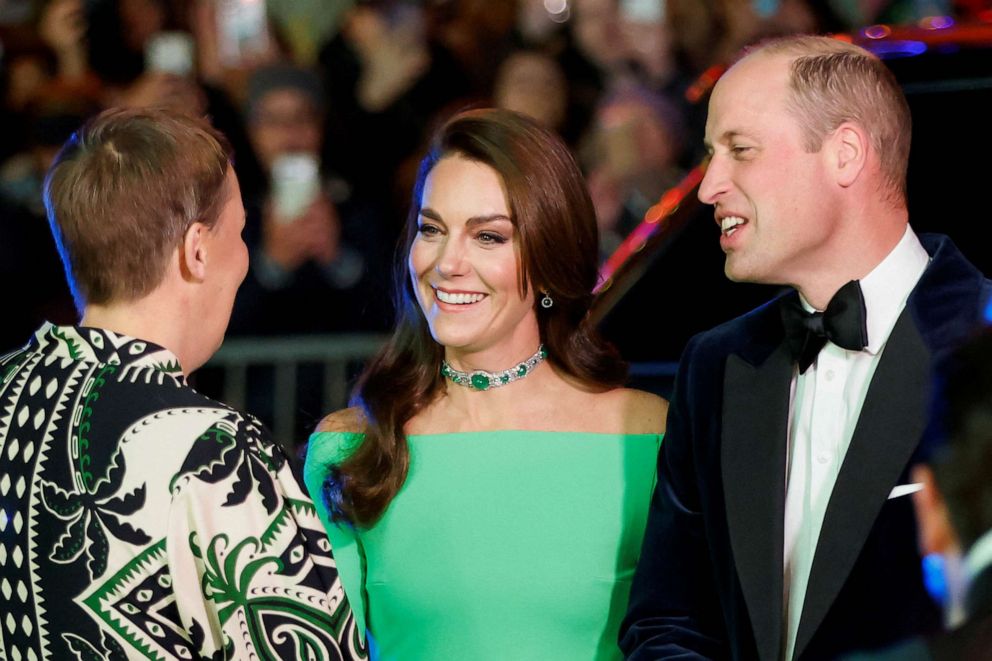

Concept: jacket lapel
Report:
left=717, top=235, right=987, bottom=660
left=723, top=339, right=793, bottom=661
left=793, top=309, right=931, bottom=658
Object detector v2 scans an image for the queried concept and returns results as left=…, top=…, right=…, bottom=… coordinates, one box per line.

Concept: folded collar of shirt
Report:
left=965, top=526, right=992, bottom=585
left=797, top=225, right=929, bottom=355
left=33, top=322, right=185, bottom=381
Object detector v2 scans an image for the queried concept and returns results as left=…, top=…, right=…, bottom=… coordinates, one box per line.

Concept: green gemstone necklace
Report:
left=441, top=345, right=548, bottom=391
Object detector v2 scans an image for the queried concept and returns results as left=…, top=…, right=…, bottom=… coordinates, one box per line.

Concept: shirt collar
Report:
left=797, top=226, right=929, bottom=355
left=859, top=226, right=929, bottom=354
left=965, top=526, right=992, bottom=586
left=33, top=322, right=186, bottom=381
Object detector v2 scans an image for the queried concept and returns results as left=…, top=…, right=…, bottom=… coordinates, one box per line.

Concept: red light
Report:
left=863, top=25, right=892, bottom=40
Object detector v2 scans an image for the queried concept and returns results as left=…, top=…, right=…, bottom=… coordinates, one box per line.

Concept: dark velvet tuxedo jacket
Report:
left=621, top=234, right=992, bottom=661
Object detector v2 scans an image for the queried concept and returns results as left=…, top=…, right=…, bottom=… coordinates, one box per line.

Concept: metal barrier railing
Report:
left=200, top=334, right=388, bottom=444
left=198, top=333, right=678, bottom=444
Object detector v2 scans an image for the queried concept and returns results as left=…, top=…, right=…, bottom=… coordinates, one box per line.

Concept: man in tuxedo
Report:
left=621, top=35, right=992, bottom=661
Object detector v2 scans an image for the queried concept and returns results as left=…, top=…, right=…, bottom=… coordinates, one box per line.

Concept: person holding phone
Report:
left=230, top=63, right=389, bottom=337
left=304, top=108, right=667, bottom=660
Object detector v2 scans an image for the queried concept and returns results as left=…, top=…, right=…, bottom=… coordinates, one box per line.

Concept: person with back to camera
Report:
left=303, top=107, right=667, bottom=660
left=0, top=107, right=363, bottom=659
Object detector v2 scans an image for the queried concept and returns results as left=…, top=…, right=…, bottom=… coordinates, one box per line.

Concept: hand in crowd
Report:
left=189, top=0, right=280, bottom=93
left=262, top=193, right=342, bottom=272
left=38, top=0, right=88, bottom=80
left=346, top=6, right=430, bottom=112
left=38, top=0, right=85, bottom=55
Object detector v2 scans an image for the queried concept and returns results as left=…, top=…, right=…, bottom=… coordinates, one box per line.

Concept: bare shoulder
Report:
left=315, top=407, right=367, bottom=434
left=606, top=387, right=668, bottom=435
left=557, top=385, right=667, bottom=435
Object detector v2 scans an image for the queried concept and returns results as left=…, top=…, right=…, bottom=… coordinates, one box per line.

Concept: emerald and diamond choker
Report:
left=441, top=345, right=548, bottom=391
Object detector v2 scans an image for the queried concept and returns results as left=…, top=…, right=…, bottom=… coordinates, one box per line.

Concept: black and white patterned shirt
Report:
left=0, top=324, right=365, bottom=660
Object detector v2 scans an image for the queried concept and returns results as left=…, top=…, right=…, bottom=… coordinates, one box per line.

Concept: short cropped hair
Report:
left=751, top=35, right=912, bottom=200
left=44, top=107, right=233, bottom=312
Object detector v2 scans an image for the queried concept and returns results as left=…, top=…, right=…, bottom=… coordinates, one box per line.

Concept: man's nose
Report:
left=698, top=156, right=728, bottom=205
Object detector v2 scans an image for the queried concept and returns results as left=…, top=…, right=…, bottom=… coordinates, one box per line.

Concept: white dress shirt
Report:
left=782, top=226, right=930, bottom=660
left=966, top=527, right=992, bottom=586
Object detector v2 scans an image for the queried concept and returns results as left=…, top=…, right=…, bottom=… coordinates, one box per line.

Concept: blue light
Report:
left=866, top=40, right=928, bottom=59
left=752, top=0, right=780, bottom=18
left=984, top=295, right=992, bottom=323
left=922, top=552, right=948, bottom=605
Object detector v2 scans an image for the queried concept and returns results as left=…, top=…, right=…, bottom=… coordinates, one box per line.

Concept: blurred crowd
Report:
left=0, top=0, right=981, bottom=352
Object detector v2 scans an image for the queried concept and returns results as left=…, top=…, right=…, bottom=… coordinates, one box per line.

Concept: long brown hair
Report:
left=324, top=108, right=627, bottom=527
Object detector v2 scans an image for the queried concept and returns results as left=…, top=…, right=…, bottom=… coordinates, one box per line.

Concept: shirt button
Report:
left=816, top=452, right=830, bottom=465
left=825, top=369, right=836, bottom=381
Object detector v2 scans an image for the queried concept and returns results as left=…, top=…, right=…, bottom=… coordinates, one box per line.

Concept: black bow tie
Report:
left=780, top=280, right=869, bottom=374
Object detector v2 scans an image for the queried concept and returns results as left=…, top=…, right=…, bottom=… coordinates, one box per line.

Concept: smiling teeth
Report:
left=721, top=216, right=746, bottom=236
left=436, top=290, right=485, bottom=304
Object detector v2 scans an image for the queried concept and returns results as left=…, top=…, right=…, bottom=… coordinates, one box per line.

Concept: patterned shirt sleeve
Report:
left=165, top=412, right=367, bottom=660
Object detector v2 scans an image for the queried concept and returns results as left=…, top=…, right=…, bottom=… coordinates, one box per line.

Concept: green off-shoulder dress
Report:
left=303, top=430, right=661, bottom=661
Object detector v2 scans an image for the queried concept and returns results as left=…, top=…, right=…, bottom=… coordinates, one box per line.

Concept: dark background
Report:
left=600, top=42, right=992, bottom=380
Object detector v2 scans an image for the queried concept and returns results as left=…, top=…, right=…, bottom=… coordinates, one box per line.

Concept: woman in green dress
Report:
left=305, top=108, right=667, bottom=660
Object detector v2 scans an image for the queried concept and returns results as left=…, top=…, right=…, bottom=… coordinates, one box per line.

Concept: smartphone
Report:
left=271, top=153, right=320, bottom=221
left=146, top=31, right=195, bottom=77
left=620, top=0, right=665, bottom=24
left=216, top=0, right=272, bottom=67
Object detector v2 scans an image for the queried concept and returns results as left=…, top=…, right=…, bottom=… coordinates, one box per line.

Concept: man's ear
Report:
left=181, top=222, right=209, bottom=281
left=828, top=121, right=868, bottom=188
left=911, top=464, right=959, bottom=557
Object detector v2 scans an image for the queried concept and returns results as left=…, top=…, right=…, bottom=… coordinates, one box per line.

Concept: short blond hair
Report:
left=749, top=35, right=911, bottom=200
left=44, top=107, right=233, bottom=312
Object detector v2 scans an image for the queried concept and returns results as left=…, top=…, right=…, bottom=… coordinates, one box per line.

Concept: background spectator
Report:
left=909, top=330, right=992, bottom=658
left=581, top=85, right=685, bottom=258
left=493, top=48, right=569, bottom=133
left=231, top=62, right=390, bottom=336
